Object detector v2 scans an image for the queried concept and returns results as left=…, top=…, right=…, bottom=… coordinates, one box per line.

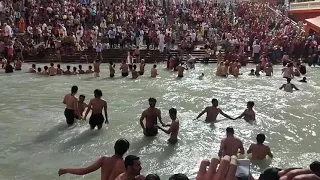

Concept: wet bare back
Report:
left=221, top=137, right=244, bottom=157
left=63, top=94, right=77, bottom=110
left=89, top=98, right=107, bottom=115
left=248, top=144, right=271, bottom=160
left=204, top=107, right=220, bottom=123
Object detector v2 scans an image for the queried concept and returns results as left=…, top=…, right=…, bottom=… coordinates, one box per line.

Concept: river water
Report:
left=0, top=63, right=319, bottom=180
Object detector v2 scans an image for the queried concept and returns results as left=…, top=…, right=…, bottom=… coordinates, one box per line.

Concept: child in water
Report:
left=76, top=95, right=87, bottom=119
left=235, top=101, right=256, bottom=122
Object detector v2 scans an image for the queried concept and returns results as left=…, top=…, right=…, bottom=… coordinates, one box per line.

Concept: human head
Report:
left=168, top=173, right=189, bottom=180
left=226, top=127, right=234, bottom=136
left=169, top=108, right=177, bottom=120
left=303, top=77, right=306, bottom=81
left=145, top=174, right=160, bottom=180
left=73, top=67, right=77, bottom=72
left=153, top=64, right=157, bottom=68
left=94, top=89, right=102, bottom=98
left=114, top=138, right=130, bottom=156
left=247, top=101, right=254, bottom=108
left=32, top=64, right=36, bottom=68
left=124, top=155, right=142, bottom=176
left=211, top=98, right=218, bottom=107
left=89, top=65, right=92, bottom=70
left=37, top=67, right=41, bottom=72
left=67, top=65, right=71, bottom=70
left=50, top=62, right=54, bottom=67
left=287, top=78, right=291, bottom=83
left=258, top=167, right=282, bottom=180
left=44, top=66, right=48, bottom=70
left=256, top=133, right=266, bottom=144
left=57, top=64, right=61, bottom=68
left=79, top=94, right=85, bottom=102
left=148, top=98, right=157, bottom=108
left=71, top=86, right=78, bottom=94
left=250, top=69, right=254, bottom=73
left=110, top=61, right=114, bottom=65
left=79, top=65, right=82, bottom=70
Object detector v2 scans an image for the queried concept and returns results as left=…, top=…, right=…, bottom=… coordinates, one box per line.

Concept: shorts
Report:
left=122, top=72, right=129, bottom=77
left=139, top=71, right=144, bottom=75
left=64, top=108, right=75, bottom=125
left=144, top=127, right=158, bottom=137
left=89, top=113, right=104, bottom=129
left=110, top=74, right=114, bottom=78
left=178, top=75, right=183, bottom=78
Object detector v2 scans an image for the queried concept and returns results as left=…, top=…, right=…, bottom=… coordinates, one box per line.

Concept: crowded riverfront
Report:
left=1, top=0, right=320, bottom=179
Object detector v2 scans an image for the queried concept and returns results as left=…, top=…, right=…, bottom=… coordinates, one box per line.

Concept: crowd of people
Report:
left=1, top=0, right=320, bottom=179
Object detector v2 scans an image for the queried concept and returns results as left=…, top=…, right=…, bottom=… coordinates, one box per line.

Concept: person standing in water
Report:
left=218, top=127, right=245, bottom=158
left=84, top=89, right=109, bottom=130
left=151, top=64, right=158, bottom=77
left=279, top=78, right=299, bottom=92
left=109, top=61, right=116, bottom=78
left=58, top=139, right=130, bottom=180
left=76, top=94, right=87, bottom=119
left=235, top=101, right=256, bottom=122
left=93, top=59, right=101, bottom=77
left=120, top=60, right=129, bottom=77
left=177, top=63, right=188, bottom=78
left=156, top=108, right=180, bottom=145
left=195, top=98, right=234, bottom=123
left=247, top=133, right=273, bottom=160
left=140, top=98, right=166, bottom=137
left=48, top=62, right=56, bottom=76
left=63, top=86, right=82, bottom=125
left=115, top=155, right=145, bottom=180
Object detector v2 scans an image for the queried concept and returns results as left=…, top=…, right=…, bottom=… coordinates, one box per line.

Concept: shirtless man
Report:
left=59, top=139, right=130, bottom=180
left=140, top=98, right=166, bottom=137
left=94, top=59, right=101, bottom=77
left=264, top=64, right=273, bottom=76
left=42, top=66, right=49, bottom=75
left=56, top=64, right=63, bottom=75
left=86, top=65, right=94, bottom=74
left=77, top=94, right=87, bottom=119
left=279, top=78, right=299, bottom=92
left=28, top=64, right=36, bottom=73
left=151, top=64, right=158, bottom=77
left=220, top=62, right=228, bottom=77
left=156, top=108, right=179, bottom=145
left=115, top=155, right=145, bottom=180
left=120, top=60, right=129, bottom=77
left=72, top=67, right=78, bottom=75
left=63, top=86, right=82, bottom=125
left=78, top=65, right=85, bottom=74
left=139, top=60, right=145, bottom=75
left=132, top=65, right=139, bottom=79
left=235, top=101, right=256, bottom=122
left=14, top=59, right=22, bottom=70
left=109, top=61, right=116, bottom=78
left=84, top=89, right=109, bottom=130
left=247, top=133, right=273, bottom=160
left=218, top=127, right=245, bottom=157
left=177, top=63, right=187, bottom=78
left=195, top=98, right=234, bottom=123
left=48, top=63, right=56, bottom=76
left=64, top=65, right=72, bottom=75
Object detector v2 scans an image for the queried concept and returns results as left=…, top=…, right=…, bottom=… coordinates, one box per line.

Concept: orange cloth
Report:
left=18, top=18, right=25, bottom=33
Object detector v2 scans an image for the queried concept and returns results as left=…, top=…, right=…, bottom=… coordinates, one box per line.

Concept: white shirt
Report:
left=159, top=34, right=165, bottom=43
left=252, top=44, right=261, bottom=54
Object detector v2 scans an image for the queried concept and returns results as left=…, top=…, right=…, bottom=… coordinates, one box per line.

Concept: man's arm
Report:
left=157, top=126, right=171, bottom=134
left=235, top=110, right=245, bottom=120
left=139, top=111, right=146, bottom=130
left=58, top=157, right=104, bottom=176
left=219, top=109, right=234, bottom=120
left=104, top=101, right=109, bottom=124
left=195, top=108, right=207, bottom=120
left=279, top=84, right=285, bottom=90
left=247, top=144, right=253, bottom=154
left=292, top=84, right=299, bottom=90
left=157, top=109, right=165, bottom=126
left=218, top=139, right=225, bottom=158
left=267, top=146, right=274, bottom=158
left=63, top=95, right=66, bottom=104
left=239, top=141, right=245, bottom=155
left=73, top=98, right=82, bottom=119
left=84, top=100, right=92, bottom=119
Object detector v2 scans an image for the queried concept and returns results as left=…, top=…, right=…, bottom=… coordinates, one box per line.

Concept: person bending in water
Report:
left=59, top=139, right=130, bottom=180
left=140, top=98, right=166, bottom=137
left=299, top=77, right=307, bottom=83
left=235, top=101, right=256, bottom=122
left=84, top=89, right=109, bottom=130
left=76, top=94, right=87, bottom=119
left=279, top=78, right=299, bottom=92
left=247, top=133, right=273, bottom=160
left=195, top=98, right=234, bottom=123
left=218, top=127, right=245, bottom=158
left=156, top=108, right=180, bottom=145
left=63, top=86, right=82, bottom=125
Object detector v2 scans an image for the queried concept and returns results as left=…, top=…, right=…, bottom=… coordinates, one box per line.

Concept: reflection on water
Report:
left=0, top=63, right=320, bottom=180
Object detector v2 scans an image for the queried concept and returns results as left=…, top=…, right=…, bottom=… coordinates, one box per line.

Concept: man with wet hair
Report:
left=59, top=138, right=130, bottom=180
left=63, top=86, right=81, bottom=125
left=218, top=127, right=245, bottom=158
left=84, top=89, right=109, bottom=130
left=195, top=98, right=234, bottom=123
left=156, top=108, right=180, bottom=144
left=140, top=98, right=166, bottom=137
left=247, top=133, right=273, bottom=160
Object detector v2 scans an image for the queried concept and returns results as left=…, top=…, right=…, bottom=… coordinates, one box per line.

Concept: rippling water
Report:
left=0, top=63, right=320, bottom=180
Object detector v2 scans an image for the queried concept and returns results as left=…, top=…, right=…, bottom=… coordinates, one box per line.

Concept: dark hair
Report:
left=79, top=94, right=85, bottom=99
left=153, top=64, right=157, bottom=68
left=94, top=89, right=103, bottom=98
left=71, top=86, right=78, bottom=94
left=73, top=67, right=77, bottom=71
left=114, top=138, right=130, bottom=156
left=310, top=161, right=320, bottom=177
left=256, top=133, right=266, bottom=144
left=211, top=98, right=218, bottom=106
left=50, top=62, right=54, bottom=66
left=37, top=67, right=41, bottom=72
left=247, top=101, right=254, bottom=108
left=133, top=65, right=137, bottom=70
left=57, top=64, right=61, bottom=68
left=148, top=98, right=157, bottom=103
left=89, top=65, right=92, bottom=69
left=67, top=65, right=71, bottom=70
left=79, top=65, right=82, bottom=69
left=110, top=61, right=114, bottom=65
left=124, top=155, right=139, bottom=169
left=32, top=64, right=36, bottom=68
left=226, top=127, right=234, bottom=134
left=168, top=173, right=189, bottom=180
left=169, top=108, right=177, bottom=115
left=145, top=174, right=160, bottom=180
left=258, top=167, right=281, bottom=180
left=287, top=78, right=291, bottom=83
